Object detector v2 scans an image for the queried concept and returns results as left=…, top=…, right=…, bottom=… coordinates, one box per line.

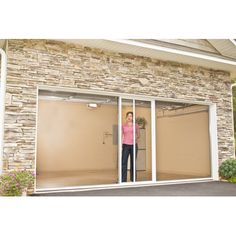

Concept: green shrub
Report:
left=228, top=176, right=236, bottom=183
left=0, top=170, right=35, bottom=196
left=219, top=158, right=236, bottom=180
left=0, top=173, right=22, bottom=196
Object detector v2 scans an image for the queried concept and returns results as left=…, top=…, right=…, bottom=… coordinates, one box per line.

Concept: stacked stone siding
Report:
left=2, top=39, right=234, bottom=174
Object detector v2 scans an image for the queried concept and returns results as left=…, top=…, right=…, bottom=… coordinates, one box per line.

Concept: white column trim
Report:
left=231, top=84, right=236, bottom=158
left=118, top=97, right=122, bottom=183
left=0, top=48, right=7, bottom=174
left=133, top=99, right=136, bottom=182
left=151, top=100, right=157, bottom=181
left=209, top=104, right=219, bottom=180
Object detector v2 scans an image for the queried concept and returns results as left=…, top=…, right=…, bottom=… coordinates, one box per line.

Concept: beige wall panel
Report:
left=156, top=108, right=211, bottom=176
left=37, top=100, right=118, bottom=172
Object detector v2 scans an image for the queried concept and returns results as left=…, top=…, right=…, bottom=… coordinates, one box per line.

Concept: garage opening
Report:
left=36, top=88, right=213, bottom=191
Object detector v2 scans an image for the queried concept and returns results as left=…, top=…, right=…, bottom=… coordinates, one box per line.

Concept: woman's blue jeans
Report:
left=122, top=143, right=138, bottom=182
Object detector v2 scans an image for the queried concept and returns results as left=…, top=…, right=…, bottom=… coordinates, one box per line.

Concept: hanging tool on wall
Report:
left=103, top=131, right=112, bottom=144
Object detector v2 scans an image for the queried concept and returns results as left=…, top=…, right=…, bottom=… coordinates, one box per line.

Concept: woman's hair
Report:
left=126, top=111, right=133, bottom=118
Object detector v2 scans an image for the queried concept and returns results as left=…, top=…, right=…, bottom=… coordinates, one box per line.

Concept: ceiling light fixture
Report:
left=87, top=103, right=98, bottom=109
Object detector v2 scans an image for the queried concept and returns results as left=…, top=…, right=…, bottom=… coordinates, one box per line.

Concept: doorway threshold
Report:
left=34, top=178, right=214, bottom=195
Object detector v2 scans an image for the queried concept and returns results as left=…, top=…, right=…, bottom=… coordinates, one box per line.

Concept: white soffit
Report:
left=61, top=39, right=236, bottom=73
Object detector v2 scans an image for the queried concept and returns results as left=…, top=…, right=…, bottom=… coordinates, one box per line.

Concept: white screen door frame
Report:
left=118, top=96, right=156, bottom=184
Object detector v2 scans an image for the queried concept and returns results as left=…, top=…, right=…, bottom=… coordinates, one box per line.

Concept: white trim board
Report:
left=110, top=39, right=236, bottom=66
left=38, top=85, right=214, bottom=106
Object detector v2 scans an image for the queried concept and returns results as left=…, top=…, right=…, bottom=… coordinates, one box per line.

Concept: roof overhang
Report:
left=207, top=39, right=236, bottom=60
left=61, top=39, right=236, bottom=78
left=0, top=40, right=6, bottom=50
left=2, top=39, right=236, bottom=78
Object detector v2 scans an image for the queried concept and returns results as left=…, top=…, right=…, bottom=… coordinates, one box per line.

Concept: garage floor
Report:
left=36, top=170, right=202, bottom=189
left=34, top=181, right=236, bottom=196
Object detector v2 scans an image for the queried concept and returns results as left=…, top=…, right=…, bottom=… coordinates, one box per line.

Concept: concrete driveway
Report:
left=34, top=181, right=236, bottom=196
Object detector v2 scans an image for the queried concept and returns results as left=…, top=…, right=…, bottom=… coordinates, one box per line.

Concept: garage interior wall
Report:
left=156, top=104, right=211, bottom=178
left=37, top=99, right=118, bottom=173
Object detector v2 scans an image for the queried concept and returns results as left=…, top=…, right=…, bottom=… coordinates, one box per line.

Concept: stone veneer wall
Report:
left=2, top=39, right=234, bottom=174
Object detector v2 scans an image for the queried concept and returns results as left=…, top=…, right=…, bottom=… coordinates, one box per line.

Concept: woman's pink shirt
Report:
left=122, top=123, right=139, bottom=145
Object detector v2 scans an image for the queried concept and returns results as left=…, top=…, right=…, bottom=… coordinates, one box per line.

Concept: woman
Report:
left=122, top=111, right=140, bottom=182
